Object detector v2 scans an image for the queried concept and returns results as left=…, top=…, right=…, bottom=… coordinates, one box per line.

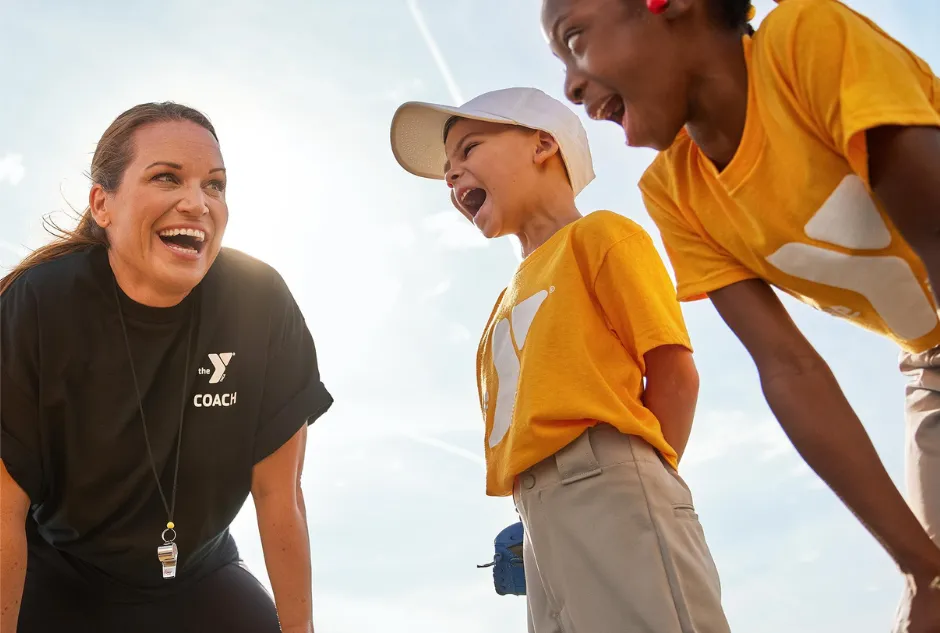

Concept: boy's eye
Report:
left=464, top=143, right=478, bottom=157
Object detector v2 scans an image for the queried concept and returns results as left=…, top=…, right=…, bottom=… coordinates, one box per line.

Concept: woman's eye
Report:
left=152, top=173, right=177, bottom=184
left=206, top=180, right=226, bottom=192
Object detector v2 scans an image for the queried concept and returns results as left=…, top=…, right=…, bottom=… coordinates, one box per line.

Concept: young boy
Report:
left=390, top=87, right=731, bottom=633
left=539, top=0, right=940, bottom=629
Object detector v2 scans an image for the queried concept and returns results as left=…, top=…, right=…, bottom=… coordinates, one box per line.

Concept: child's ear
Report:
left=533, top=131, right=560, bottom=166
left=661, top=0, right=695, bottom=21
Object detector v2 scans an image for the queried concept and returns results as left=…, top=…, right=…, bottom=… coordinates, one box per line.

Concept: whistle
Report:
left=157, top=542, right=178, bottom=579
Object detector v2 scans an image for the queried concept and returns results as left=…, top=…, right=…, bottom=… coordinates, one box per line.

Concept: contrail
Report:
left=0, top=240, right=29, bottom=259
left=405, top=0, right=524, bottom=262
left=405, top=0, right=465, bottom=104
left=398, top=429, right=485, bottom=470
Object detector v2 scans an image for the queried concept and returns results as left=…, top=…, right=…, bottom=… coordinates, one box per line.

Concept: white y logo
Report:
left=765, top=175, right=937, bottom=341
left=487, top=288, right=551, bottom=448
left=207, top=353, right=235, bottom=384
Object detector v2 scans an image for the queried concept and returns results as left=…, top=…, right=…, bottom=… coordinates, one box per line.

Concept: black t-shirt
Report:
left=0, top=245, right=333, bottom=601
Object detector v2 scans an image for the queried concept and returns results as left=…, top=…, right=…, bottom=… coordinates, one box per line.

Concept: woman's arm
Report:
left=643, top=344, right=700, bottom=463
left=1, top=459, right=30, bottom=632
left=709, top=279, right=940, bottom=580
left=251, top=425, right=314, bottom=633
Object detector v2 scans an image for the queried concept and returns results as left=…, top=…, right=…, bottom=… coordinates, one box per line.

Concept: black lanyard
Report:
left=112, top=277, right=196, bottom=579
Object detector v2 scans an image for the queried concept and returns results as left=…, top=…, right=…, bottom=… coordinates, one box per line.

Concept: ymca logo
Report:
left=199, top=353, right=234, bottom=384
left=195, top=352, right=237, bottom=408
left=765, top=174, right=936, bottom=341
left=485, top=287, right=553, bottom=448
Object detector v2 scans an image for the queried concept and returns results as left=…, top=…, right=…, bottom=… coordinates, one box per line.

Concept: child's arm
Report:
left=591, top=223, right=695, bottom=464
left=709, top=278, right=940, bottom=596
left=642, top=344, right=699, bottom=463
left=868, top=125, right=940, bottom=305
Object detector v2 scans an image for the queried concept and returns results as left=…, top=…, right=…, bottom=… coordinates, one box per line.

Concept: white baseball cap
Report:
left=390, top=87, right=595, bottom=197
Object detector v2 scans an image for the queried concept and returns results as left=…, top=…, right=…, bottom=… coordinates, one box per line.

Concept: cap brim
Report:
left=390, top=101, right=515, bottom=181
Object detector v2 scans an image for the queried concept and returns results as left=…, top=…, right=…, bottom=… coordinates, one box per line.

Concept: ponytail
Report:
left=0, top=208, right=108, bottom=295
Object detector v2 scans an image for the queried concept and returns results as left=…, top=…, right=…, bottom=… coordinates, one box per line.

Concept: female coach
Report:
left=0, top=102, right=333, bottom=632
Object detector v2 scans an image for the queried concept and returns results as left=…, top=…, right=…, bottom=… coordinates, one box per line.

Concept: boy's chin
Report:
left=476, top=219, right=502, bottom=240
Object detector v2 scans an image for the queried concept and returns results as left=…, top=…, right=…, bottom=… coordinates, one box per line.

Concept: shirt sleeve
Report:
left=253, top=270, right=333, bottom=464
left=639, top=168, right=759, bottom=301
left=593, top=229, right=693, bottom=373
left=761, top=0, right=940, bottom=185
left=1, top=277, right=44, bottom=503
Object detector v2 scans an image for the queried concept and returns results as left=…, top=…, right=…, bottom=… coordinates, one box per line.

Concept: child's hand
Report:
left=909, top=572, right=940, bottom=633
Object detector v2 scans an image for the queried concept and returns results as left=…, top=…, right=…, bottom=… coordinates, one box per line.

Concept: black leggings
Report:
left=17, top=562, right=281, bottom=633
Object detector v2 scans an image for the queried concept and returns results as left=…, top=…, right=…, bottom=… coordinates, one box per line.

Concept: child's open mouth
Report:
left=460, top=188, right=487, bottom=217
left=588, top=94, right=626, bottom=127
left=157, top=227, right=207, bottom=256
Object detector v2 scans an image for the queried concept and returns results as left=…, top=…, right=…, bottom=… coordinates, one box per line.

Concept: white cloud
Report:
left=382, top=77, right=427, bottom=103
left=447, top=322, right=472, bottom=342
left=422, top=211, right=489, bottom=250
left=0, top=240, right=29, bottom=260
left=0, top=154, right=25, bottom=185
left=683, top=409, right=795, bottom=468
left=428, top=279, right=451, bottom=297
left=314, top=585, right=525, bottom=633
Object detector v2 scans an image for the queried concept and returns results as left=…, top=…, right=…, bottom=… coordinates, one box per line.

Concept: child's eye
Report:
left=564, top=29, right=583, bottom=54
left=464, top=143, right=479, bottom=157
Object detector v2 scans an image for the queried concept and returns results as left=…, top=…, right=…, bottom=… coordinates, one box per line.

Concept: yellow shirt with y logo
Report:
left=640, top=0, right=940, bottom=353
left=475, top=210, right=692, bottom=497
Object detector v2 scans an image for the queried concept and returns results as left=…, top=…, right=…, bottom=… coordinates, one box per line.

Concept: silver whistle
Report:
left=157, top=542, right=178, bottom=579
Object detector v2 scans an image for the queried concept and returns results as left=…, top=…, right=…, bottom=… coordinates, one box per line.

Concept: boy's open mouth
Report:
left=158, top=228, right=207, bottom=255
left=460, top=188, right=487, bottom=217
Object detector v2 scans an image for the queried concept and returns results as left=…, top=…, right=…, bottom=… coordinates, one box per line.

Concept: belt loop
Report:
left=554, top=427, right=603, bottom=485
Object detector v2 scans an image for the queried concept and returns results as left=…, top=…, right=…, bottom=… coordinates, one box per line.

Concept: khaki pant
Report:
left=512, top=424, right=731, bottom=633
left=894, top=348, right=940, bottom=633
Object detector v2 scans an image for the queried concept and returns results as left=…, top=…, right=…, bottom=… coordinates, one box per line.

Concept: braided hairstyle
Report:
left=715, top=0, right=757, bottom=34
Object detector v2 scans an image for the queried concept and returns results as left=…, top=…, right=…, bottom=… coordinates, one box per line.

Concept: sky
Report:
left=2, top=0, right=939, bottom=630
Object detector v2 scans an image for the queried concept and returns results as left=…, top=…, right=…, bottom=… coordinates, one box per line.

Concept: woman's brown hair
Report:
left=0, top=102, right=218, bottom=295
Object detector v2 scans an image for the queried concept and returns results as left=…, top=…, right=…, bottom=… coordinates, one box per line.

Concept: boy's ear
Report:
left=533, top=131, right=560, bottom=166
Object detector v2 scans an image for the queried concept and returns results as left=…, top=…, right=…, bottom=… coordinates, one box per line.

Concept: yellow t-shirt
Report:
left=475, top=210, right=692, bottom=496
left=640, top=0, right=940, bottom=353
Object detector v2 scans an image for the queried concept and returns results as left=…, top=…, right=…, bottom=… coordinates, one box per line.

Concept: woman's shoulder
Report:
left=209, top=247, right=295, bottom=301
left=6, top=246, right=103, bottom=301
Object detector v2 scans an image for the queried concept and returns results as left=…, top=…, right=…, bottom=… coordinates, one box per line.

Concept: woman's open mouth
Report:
left=157, top=227, right=207, bottom=257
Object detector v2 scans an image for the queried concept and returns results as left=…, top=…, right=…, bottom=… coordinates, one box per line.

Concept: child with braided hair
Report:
left=541, top=0, right=940, bottom=630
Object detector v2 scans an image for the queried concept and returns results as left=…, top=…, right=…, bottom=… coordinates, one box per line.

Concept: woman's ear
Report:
left=88, top=184, right=112, bottom=229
